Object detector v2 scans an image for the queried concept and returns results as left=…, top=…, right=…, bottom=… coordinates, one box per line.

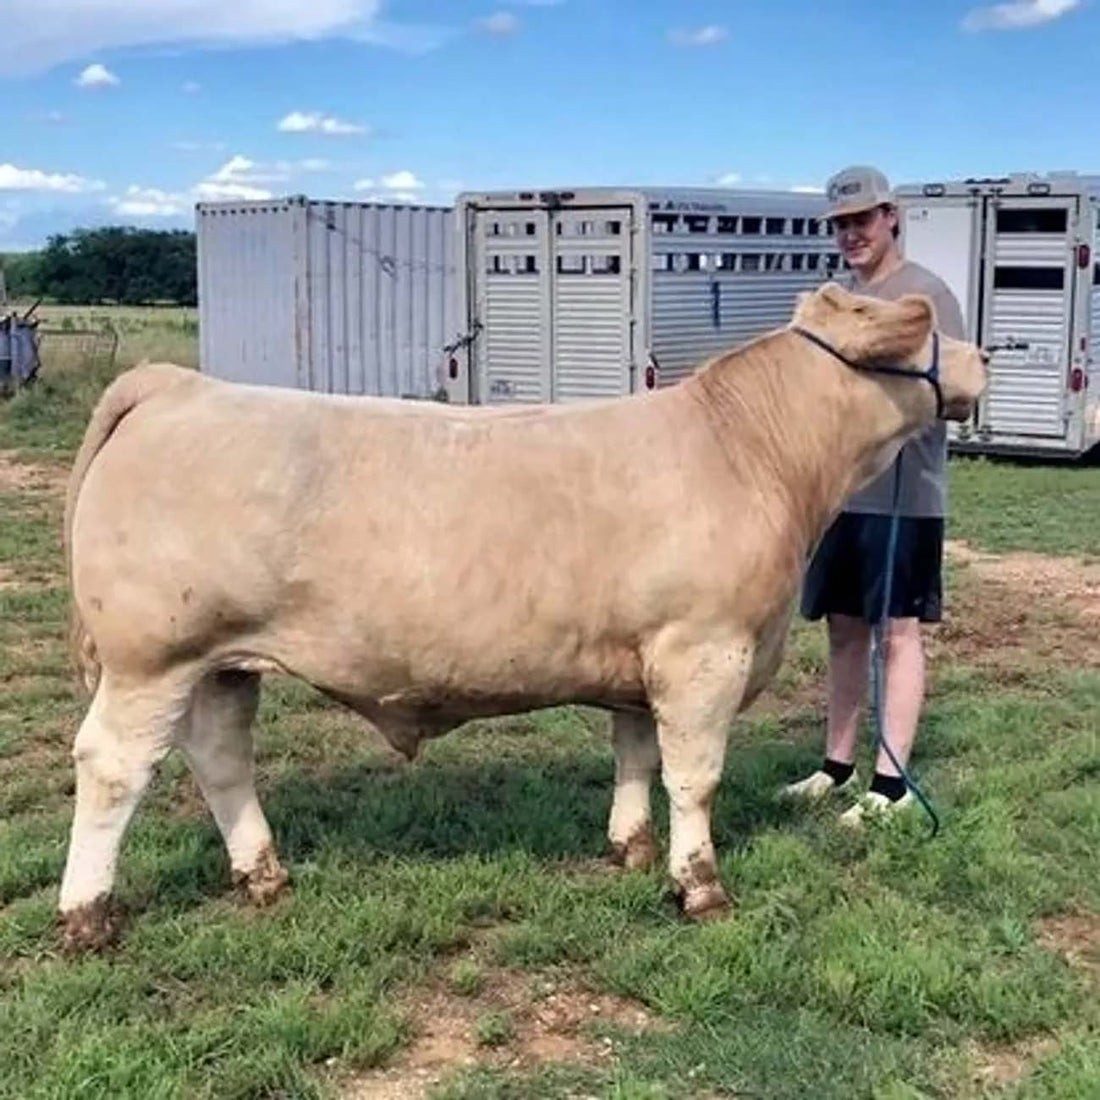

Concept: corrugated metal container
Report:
left=196, top=196, right=457, bottom=399
left=450, top=186, right=839, bottom=405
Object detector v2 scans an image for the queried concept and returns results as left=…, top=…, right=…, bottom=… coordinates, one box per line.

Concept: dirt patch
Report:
left=968, top=1034, right=1060, bottom=1090
left=0, top=564, right=18, bottom=592
left=0, top=451, right=68, bottom=496
left=946, top=540, right=1100, bottom=622
left=1037, top=910, right=1100, bottom=981
left=339, top=966, right=663, bottom=1099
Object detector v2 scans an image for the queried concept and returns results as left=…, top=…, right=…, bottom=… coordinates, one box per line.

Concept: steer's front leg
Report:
left=646, top=633, right=751, bottom=920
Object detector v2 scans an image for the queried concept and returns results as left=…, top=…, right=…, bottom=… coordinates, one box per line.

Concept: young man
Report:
left=780, top=165, right=966, bottom=825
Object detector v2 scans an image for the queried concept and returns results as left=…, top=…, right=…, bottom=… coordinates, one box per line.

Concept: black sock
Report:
left=822, top=758, right=855, bottom=785
left=869, top=773, right=908, bottom=802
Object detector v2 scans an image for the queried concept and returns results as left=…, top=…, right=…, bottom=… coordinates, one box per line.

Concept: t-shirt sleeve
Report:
left=931, top=284, right=966, bottom=341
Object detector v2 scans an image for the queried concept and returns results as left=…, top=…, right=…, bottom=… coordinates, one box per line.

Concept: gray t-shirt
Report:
left=841, top=260, right=966, bottom=518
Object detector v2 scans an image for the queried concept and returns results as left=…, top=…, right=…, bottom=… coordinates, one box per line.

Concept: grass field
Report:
left=1, top=318, right=1097, bottom=1099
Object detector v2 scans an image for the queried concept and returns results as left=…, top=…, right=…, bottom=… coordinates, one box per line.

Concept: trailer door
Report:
left=979, top=196, right=1078, bottom=439
left=549, top=208, right=635, bottom=401
left=473, top=208, right=553, bottom=403
left=901, top=196, right=981, bottom=333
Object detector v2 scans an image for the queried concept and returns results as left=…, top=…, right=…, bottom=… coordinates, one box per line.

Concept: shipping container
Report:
left=196, top=196, right=457, bottom=399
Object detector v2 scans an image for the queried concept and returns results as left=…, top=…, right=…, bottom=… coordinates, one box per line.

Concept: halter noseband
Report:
left=790, top=325, right=945, bottom=420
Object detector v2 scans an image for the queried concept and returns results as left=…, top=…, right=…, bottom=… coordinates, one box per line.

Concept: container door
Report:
left=473, top=209, right=552, bottom=403
left=979, top=196, right=1078, bottom=439
left=549, top=208, right=635, bottom=401
left=901, top=196, right=981, bottom=334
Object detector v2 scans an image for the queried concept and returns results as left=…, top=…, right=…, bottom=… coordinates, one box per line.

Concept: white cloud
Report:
left=0, top=2, right=452, bottom=78
left=195, top=154, right=276, bottom=201
left=478, top=12, right=520, bottom=35
left=74, top=62, right=119, bottom=88
left=182, top=80, right=201, bottom=93
left=110, top=185, right=187, bottom=217
left=715, top=172, right=741, bottom=186
left=962, top=0, right=1080, bottom=30
left=668, top=25, right=727, bottom=47
left=381, top=170, right=424, bottom=191
left=194, top=180, right=273, bottom=202
left=790, top=185, right=825, bottom=194
left=353, top=177, right=375, bottom=191
left=0, top=162, right=104, bottom=193
left=277, top=110, right=366, bottom=135
left=299, top=158, right=332, bottom=172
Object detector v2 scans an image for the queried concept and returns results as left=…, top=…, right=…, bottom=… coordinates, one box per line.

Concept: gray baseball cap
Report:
left=824, top=165, right=895, bottom=218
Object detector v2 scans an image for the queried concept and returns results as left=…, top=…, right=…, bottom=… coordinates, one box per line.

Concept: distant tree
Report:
left=0, top=251, right=44, bottom=301
left=32, top=227, right=196, bottom=305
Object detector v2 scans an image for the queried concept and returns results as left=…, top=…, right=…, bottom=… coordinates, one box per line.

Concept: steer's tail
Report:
left=64, top=361, right=196, bottom=694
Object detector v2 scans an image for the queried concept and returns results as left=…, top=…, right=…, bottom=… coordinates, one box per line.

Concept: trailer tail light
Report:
left=1069, top=367, right=1086, bottom=392
left=645, top=365, right=656, bottom=390
left=1077, top=243, right=1091, bottom=269
left=448, top=356, right=458, bottom=380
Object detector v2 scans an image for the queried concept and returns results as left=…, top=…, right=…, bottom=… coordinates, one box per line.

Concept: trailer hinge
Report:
left=443, top=319, right=482, bottom=357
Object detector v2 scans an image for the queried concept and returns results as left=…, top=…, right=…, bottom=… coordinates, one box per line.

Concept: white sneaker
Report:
left=778, top=767, right=858, bottom=803
left=838, top=789, right=915, bottom=828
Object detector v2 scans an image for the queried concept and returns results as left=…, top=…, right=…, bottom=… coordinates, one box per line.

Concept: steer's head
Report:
left=791, top=282, right=987, bottom=425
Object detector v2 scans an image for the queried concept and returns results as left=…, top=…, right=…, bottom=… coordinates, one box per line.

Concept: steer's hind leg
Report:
left=648, top=636, right=751, bottom=921
left=58, top=670, right=194, bottom=951
left=608, top=710, right=660, bottom=870
left=178, top=670, right=287, bottom=906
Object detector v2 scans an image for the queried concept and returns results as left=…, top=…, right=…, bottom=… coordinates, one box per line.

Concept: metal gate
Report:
left=979, top=196, right=1078, bottom=438
left=473, top=205, right=635, bottom=403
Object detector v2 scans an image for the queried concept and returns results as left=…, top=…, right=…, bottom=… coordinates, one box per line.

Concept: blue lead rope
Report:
left=870, top=451, right=940, bottom=838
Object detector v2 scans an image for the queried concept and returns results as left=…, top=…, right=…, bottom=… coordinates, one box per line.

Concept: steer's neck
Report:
left=683, top=330, right=910, bottom=557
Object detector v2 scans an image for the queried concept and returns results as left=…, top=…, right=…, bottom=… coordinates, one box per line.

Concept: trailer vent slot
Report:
left=993, top=266, right=1065, bottom=290
left=995, top=209, right=1068, bottom=234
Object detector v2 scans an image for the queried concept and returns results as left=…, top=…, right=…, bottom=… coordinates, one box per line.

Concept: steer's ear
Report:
left=848, top=292, right=935, bottom=365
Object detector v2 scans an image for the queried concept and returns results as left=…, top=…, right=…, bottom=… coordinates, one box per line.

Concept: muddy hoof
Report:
left=678, top=883, right=732, bottom=923
left=233, top=849, right=290, bottom=907
left=609, top=826, right=659, bottom=872
left=57, top=897, right=125, bottom=954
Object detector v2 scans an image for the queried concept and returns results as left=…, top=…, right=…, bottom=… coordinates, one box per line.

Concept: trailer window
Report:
left=764, top=253, right=785, bottom=271
left=993, top=266, right=1065, bottom=290
left=653, top=254, right=673, bottom=272
left=765, top=217, right=786, bottom=235
left=519, top=255, right=538, bottom=275
left=791, top=253, right=805, bottom=271
left=741, top=253, right=761, bottom=272
left=717, top=216, right=738, bottom=234
left=606, top=220, right=622, bottom=236
left=685, top=253, right=705, bottom=271
left=807, top=219, right=820, bottom=236
left=791, top=218, right=805, bottom=236
left=525, top=222, right=537, bottom=236
left=685, top=215, right=710, bottom=234
left=996, top=208, right=1068, bottom=234
left=716, top=253, right=737, bottom=271
left=826, top=253, right=841, bottom=273
left=741, top=216, right=762, bottom=235
left=1094, top=263, right=1100, bottom=285
left=806, top=254, right=820, bottom=271
left=488, top=254, right=510, bottom=274
left=557, top=255, right=586, bottom=274
left=652, top=214, right=679, bottom=234
left=590, top=254, right=621, bottom=275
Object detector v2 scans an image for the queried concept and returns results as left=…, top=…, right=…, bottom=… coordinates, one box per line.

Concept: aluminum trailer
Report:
left=896, top=172, right=1100, bottom=459
left=444, top=186, right=843, bottom=405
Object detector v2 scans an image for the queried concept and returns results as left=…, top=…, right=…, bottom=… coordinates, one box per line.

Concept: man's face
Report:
left=832, top=204, right=898, bottom=271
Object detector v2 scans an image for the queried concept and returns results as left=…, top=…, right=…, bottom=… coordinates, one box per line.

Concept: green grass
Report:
left=1, top=356, right=1098, bottom=1099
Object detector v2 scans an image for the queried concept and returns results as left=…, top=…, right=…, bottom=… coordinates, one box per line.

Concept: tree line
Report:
left=1, top=227, right=197, bottom=306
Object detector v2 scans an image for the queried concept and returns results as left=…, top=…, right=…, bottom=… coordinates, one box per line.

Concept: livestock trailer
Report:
left=896, top=172, right=1100, bottom=458
left=196, top=195, right=457, bottom=399
left=443, top=186, right=842, bottom=405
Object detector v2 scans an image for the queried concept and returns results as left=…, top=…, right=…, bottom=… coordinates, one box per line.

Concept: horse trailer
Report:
left=896, top=172, right=1100, bottom=459
left=196, top=196, right=457, bottom=400
left=442, top=186, right=842, bottom=405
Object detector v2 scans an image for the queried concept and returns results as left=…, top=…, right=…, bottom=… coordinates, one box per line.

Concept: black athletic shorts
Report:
left=800, top=512, right=944, bottom=624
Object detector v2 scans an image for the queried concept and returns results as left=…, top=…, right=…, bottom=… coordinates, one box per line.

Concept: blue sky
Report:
left=0, top=0, right=1095, bottom=250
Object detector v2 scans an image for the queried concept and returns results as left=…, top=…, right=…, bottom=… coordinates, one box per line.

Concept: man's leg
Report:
left=873, top=616, right=925, bottom=776
left=780, top=613, right=870, bottom=801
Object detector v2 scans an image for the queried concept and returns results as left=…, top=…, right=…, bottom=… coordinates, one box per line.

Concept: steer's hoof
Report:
left=233, top=848, right=290, bottom=908
left=57, top=897, right=125, bottom=954
left=609, top=825, right=659, bottom=872
left=677, top=882, right=733, bottom=923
